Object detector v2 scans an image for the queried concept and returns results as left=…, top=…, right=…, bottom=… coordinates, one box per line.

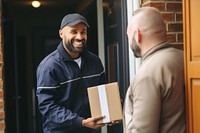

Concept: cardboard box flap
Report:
left=87, top=86, right=102, bottom=117
left=106, top=82, right=123, bottom=121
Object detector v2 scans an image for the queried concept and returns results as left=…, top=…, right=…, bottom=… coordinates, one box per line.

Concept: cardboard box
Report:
left=87, top=82, right=123, bottom=124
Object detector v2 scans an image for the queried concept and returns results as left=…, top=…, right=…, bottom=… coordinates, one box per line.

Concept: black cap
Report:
left=60, top=13, right=89, bottom=29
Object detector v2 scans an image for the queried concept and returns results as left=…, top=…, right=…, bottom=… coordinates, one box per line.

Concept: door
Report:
left=183, top=1, right=200, bottom=133
left=103, top=0, right=129, bottom=132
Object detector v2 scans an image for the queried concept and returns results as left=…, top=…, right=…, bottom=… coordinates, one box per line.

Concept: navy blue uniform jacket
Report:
left=36, top=42, right=106, bottom=133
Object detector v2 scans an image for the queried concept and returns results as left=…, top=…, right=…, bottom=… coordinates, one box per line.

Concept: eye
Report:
left=81, top=31, right=87, bottom=35
left=70, top=30, right=77, bottom=34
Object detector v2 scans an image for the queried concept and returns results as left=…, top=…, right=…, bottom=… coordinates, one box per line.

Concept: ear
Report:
left=59, top=29, right=63, bottom=38
left=134, top=29, right=141, bottom=43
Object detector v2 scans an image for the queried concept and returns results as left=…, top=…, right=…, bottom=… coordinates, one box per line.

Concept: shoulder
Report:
left=156, top=48, right=183, bottom=68
left=138, top=47, right=183, bottom=77
left=37, top=50, right=60, bottom=72
left=84, top=51, right=102, bottom=63
left=87, top=51, right=100, bottom=59
left=82, top=51, right=104, bottom=72
left=145, top=47, right=183, bottom=68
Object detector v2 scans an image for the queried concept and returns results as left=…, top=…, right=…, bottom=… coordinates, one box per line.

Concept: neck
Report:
left=141, top=40, right=166, bottom=57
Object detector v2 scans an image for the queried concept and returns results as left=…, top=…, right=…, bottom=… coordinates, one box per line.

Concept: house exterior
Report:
left=0, top=0, right=198, bottom=133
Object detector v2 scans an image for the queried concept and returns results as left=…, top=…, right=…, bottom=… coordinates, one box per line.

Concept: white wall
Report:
left=97, top=2, right=107, bottom=133
left=97, top=0, right=105, bottom=68
left=127, top=0, right=141, bottom=82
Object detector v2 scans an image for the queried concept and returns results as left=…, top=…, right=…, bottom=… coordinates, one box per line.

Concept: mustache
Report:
left=73, top=39, right=86, bottom=43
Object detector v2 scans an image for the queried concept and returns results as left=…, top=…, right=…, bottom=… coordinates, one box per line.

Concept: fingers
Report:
left=82, top=116, right=106, bottom=129
left=92, top=116, right=106, bottom=129
left=105, top=120, right=122, bottom=126
left=93, top=115, right=105, bottom=122
left=82, top=116, right=121, bottom=129
left=112, top=120, right=121, bottom=124
left=94, top=123, right=105, bottom=128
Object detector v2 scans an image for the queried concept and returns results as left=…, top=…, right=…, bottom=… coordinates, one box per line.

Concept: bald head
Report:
left=127, top=7, right=167, bottom=57
left=132, top=7, right=166, bottom=36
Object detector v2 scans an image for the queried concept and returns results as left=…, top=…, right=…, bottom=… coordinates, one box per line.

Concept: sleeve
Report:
left=130, top=77, right=161, bottom=133
left=36, top=64, right=84, bottom=127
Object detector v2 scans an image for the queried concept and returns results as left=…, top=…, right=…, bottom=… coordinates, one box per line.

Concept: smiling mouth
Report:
left=73, top=42, right=83, bottom=47
left=73, top=39, right=85, bottom=46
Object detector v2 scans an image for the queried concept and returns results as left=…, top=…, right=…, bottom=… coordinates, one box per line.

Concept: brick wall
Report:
left=0, top=1, right=5, bottom=133
left=141, top=0, right=183, bottom=50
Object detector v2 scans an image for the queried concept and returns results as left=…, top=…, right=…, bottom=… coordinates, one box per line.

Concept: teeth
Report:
left=73, top=42, right=83, bottom=47
left=74, top=42, right=82, bottom=45
left=74, top=42, right=81, bottom=44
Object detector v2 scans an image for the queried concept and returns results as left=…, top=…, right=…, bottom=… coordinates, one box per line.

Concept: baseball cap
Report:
left=60, top=13, right=89, bottom=29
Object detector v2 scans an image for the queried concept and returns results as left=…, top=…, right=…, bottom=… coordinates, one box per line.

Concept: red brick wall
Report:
left=141, top=0, right=183, bottom=50
left=0, top=1, right=5, bottom=132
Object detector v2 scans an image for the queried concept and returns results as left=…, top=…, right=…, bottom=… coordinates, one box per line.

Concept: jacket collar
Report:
left=142, top=41, right=171, bottom=61
left=57, top=41, right=89, bottom=61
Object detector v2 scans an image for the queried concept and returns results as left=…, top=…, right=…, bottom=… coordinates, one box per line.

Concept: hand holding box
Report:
left=87, top=82, right=123, bottom=124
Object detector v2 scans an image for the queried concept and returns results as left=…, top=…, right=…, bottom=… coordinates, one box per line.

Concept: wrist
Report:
left=82, top=119, right=89, bottom=127
left=76, top=117, right=84, bottom=127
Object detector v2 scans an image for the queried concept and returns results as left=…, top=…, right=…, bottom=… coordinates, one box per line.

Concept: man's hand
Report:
left=82, top=116, right=105, bottom=129
left=106, top=120, right=122, bottom=126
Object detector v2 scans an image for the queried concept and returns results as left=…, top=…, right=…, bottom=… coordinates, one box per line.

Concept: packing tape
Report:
left=98, top=85, right=110, bottom=123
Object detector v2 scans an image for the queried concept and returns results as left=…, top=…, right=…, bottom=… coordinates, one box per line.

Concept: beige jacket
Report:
left=123, top=42, right=186, bottom=133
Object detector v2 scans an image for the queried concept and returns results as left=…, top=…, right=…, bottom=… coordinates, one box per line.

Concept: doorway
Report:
left=2, top=0, right=98, bottom=133
left=2, top=0, right=129, bottom=133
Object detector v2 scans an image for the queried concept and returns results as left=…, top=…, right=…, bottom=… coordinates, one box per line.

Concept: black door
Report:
left=103, top=0, right=129, bottom=132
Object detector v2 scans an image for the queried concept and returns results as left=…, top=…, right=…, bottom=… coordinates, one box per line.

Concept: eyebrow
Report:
left=70, top=27, right=87, bottom=31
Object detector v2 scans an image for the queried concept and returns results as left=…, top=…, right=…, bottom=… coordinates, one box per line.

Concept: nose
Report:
left=76, top=32, right=84, bottom=40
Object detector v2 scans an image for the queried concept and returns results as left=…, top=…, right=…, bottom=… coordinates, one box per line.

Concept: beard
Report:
left=63, top=37, right=86, bottom=54
left=130, top=37, right=141, bottom=58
